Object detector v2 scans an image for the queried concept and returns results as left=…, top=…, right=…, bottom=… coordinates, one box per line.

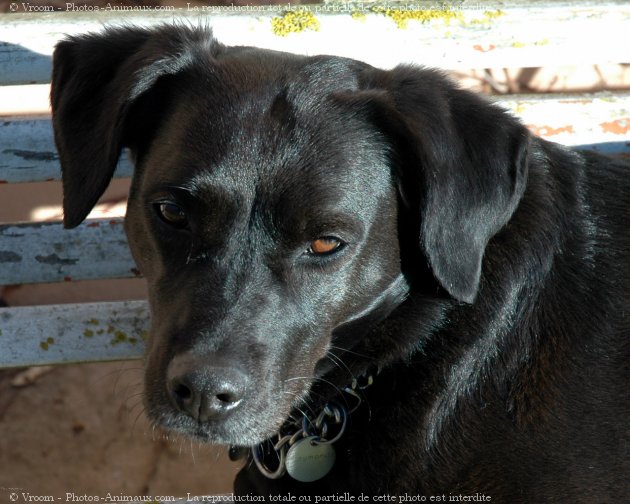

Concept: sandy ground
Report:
left=0, top=362, right=242, bottom=501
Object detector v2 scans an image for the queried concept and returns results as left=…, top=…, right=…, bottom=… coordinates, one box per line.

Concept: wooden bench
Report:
left=1, top=0, right=629, bottom=369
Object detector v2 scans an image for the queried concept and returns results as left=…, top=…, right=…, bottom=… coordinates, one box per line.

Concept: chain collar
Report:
left=229, top=366, right=378, bottom=482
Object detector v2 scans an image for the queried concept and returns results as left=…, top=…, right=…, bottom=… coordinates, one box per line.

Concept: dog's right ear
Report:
left=51, top=25, right=217, bottom=228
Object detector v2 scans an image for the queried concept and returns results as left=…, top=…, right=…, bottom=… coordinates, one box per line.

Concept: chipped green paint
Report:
left=83, top=329, right=94, bottom=338
left=371, top=6, right=506, bottom=30
left=110, top=330, right=140, bottom=346
left=467, top=9, right=505, bottom=26
left=87, top=318, right=100, bottom=325
left=272, top=9, right=320, bottom=36
left=40, top=337, right=54, bottom=350
left=512, top=38, right=550, bottom=48
left=111, top=330, right=128, bottom=345
left=372, top=5, right=462, bottom=29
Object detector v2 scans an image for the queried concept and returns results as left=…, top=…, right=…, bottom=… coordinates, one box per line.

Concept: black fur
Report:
left=51, top=25, right=630, bottom=501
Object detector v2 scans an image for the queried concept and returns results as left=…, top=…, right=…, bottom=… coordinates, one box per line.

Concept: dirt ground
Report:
left=0, top=362, right=242, bottom=501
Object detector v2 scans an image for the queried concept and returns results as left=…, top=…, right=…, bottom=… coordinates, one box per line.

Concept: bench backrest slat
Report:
left=0, top=300, right=148, bottom=367
left=2, top=94, right=629, bottom=184
left=0, top=218, right=135, bottom=285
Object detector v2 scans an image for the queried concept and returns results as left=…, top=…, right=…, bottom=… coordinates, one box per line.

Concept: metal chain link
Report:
left=252, top=369, right=375, bottom=480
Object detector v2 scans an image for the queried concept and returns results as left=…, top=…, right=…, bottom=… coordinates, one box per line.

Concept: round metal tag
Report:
left=285, top=436, right=336, bottom=483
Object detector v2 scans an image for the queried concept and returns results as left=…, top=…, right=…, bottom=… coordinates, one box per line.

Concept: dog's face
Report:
left=51, top=26, right=529, bottom=445
left=125, top=82, right=404, bottom=443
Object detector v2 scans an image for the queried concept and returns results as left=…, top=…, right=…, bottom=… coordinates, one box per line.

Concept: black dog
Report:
left=51, top=25, right=629, bottom=501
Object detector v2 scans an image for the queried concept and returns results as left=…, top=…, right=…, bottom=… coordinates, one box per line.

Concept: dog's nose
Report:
left=167, top=357, right=248, bottom=422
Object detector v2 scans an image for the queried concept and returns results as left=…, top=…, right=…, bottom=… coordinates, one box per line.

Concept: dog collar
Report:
left=230, top=366, right=377, bottom=483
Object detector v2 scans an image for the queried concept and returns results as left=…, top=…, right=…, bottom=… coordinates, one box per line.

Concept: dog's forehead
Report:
left=146, top=52, right=390, bottom=202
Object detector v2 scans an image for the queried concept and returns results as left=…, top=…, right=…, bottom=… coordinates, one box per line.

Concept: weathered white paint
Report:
left=2, top=93, right=628, bottom=183
left=0, top=218, right=135, bottom=284
left=0, top=117, right=133, bottom=182
left=0, top=301, right=148, bottom=368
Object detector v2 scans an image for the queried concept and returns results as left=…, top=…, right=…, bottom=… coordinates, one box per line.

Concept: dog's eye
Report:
left=307, top=237, right=343, bottom=256
left=155, top=201, right=188, bottom=228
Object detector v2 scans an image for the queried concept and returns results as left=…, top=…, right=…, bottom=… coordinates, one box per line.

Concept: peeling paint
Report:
left=473, top=44, right=496, bottom=52
left=601, top=118, right=630, bottom=135
left=528, top=124, right=575, bottom=137
left=0, top=228, right=25, bottom=237
left=3, top=149, right=58, bottom=162
left=35, top=254, right=78, bottom=266
left=0, top=251, right=22, bottom=263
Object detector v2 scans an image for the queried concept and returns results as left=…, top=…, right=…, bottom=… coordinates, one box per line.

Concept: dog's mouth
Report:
left=145, top=371, right=316, bottom=446
left=149, top=408, right=285, bottom=446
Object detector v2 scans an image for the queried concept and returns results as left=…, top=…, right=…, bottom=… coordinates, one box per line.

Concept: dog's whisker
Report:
left=329, top=344, right=372, bottom=360
left=190, top=437, right=196, bottom=465
left=124, top=390, right=145, bottom=405
left=127, top=398, right=145, bottom=417
left=326, top=351, right=355, bottom=379
left=130, top=409, right=143, bottom=437
left=283, top=376, right=312, bottom=384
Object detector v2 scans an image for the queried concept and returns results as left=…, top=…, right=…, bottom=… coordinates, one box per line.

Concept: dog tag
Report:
left=285, top=436, right=335, bottom=482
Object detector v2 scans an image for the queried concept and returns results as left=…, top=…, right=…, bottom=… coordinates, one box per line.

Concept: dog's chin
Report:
left=146, top=403, right=296, bottom=447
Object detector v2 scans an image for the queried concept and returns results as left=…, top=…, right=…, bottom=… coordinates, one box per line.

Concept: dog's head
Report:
left=51, top=26, right=529, bottom=445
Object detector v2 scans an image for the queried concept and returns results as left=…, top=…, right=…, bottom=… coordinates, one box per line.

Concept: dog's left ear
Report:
left=348, top=66, right=529, bottom=303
